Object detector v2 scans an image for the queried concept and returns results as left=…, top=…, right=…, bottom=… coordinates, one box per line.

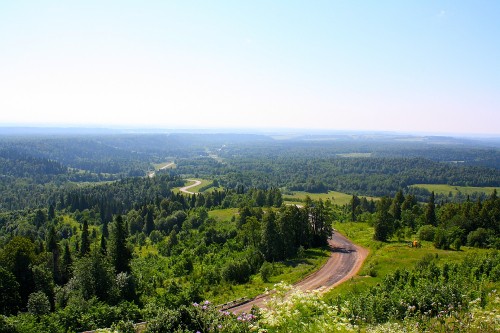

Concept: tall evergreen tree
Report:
left=425, top=191, right=437, bottom=226
left=47, top=204, right=56, bottom=221
left=374, top=197, right=394, bottom=242
left=144, top=207, right=155, bottom=236
left=391, top=190, right=404, bottom=221
left=80, top=219, right=90, bottom=257
left=109, top=215, right=132, bottom=273
left=46, top=225, right=61, bottom=284
left=61, top=242, right=72, bottom=284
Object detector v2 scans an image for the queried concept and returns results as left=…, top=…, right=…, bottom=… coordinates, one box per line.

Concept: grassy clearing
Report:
left=208, top=208, right=239, bottom=222
left=152, top=161, right=175, bottom=170
left=411, top=183, right=500, bottom=196
left=283, top=191, right=378, bottom=206
left=325, top=221, right=489, bottom=300
left=172, top=179, right=212, bottom=194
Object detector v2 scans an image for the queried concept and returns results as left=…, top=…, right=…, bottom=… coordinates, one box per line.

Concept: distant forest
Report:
left=1, top=132, right=499, bottom=209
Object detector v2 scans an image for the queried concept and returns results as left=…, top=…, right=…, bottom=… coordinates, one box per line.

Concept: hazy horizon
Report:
left=1, top=2, right=499, bottom=135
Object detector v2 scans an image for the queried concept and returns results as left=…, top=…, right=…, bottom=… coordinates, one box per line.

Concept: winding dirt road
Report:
left=228, top=231, right=368, bottom=313
left=179, top=179, right=202, bottom=194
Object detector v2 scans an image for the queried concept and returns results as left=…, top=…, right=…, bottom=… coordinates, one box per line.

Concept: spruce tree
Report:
left=80, top=219, right=90, bottom=257
left=109, top=215, right=132, bottom=273
left=425, top=191, right=437, bottom=226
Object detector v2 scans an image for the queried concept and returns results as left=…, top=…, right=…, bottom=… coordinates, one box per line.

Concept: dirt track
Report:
left=228, top=231, right=368, bottom=313
left=179, top=179, right=202, bottom=194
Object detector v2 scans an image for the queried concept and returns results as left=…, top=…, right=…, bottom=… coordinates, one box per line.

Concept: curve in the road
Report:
left=228, top=231, right=368, bottom=313
left=179, top=179, right=202, bottom=194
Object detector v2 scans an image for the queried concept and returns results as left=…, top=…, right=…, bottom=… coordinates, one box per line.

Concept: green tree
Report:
left=61, top=242, right=72, bottom=284
left=425, top=191, right=437, bottom=226
left=143, top=206, right=155, bottom=236
left=373, top=197, right=394, bottom=242
left=27, top=291, right=50, bottom=316
left=0, top=237, right=36, bottom=306
left=33, top=209, right=46, bottom=229
left=307, top=199, right=333, bottom=247
left=70, top=252, right=115, bottom=302
left=350, top=195, right=361, bottom=221
left=80, top=219, right=90, bottom=257
left=109, top=215, right=132, bottom=273
left=0, top=266, right=21, bottom=315
left=261, top=210, right=282, bottom=261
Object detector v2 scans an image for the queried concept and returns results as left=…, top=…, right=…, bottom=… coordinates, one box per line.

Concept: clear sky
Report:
left=0, top=1, right=499, bottom=135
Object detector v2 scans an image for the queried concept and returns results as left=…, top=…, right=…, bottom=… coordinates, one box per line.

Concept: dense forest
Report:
left=0, top=130, right=499, bottom=332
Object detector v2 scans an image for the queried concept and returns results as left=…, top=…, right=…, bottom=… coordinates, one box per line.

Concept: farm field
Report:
left=411, top=183, right=500, bottom=196
left=283, top=190, right=378, bottom=206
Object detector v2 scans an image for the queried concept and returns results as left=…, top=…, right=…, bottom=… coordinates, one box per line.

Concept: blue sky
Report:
left=0, top=1, right=499, bottom=134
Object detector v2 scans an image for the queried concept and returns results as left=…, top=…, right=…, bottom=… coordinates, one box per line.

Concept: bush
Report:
left=433, top=228, right=449, bottom=250
left=222, top=261, right=251, bottom=284
left=467, top=228, right=492, bottom=248
left=260, top=261, right=273, bottom=282
left=27, top=291, right=50, bottom=316
left=418, top=225, right=436, bottom=241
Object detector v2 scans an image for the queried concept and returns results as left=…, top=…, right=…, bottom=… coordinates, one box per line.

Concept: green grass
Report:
left=172, top=179, right=213, bottom=194
left=152, top=161, right=175, bottom=170
left=324, top=221, right=491, bottom=300
left=411, top=184, right=500, bottom=196
left=208, top=208, right=239, bottom=221
left=283, top=191, right=378, bottom=206
left=206, top=247, right=331, bottom=305
left=202, top=207, right=331, bottom=304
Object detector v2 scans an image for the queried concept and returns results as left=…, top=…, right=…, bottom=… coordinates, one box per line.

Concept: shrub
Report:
left=27, top=291, right=50, bottom=316
left=418, top=225, right=436, bottom=241
left=260, top=261, right=273, bottom=282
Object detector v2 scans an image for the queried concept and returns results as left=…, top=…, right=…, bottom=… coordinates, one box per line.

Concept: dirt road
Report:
left=228, top=231, right=368, bottom=313
left=179, top=179, right=202, bottom=194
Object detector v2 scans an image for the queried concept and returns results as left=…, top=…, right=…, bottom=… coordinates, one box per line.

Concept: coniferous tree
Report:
left=61, top=242, right=72, bottom=284
left=425, top=191, right=437, bottom=226
left=144, top=207, right=155, bottom=236
left=46, top=225, right=61, bottom=284
left=109, top=215, right=132, bottom=273
left=80, top=219, right=90, bottom=257
left=374, top=197, right=394, bottom=242
left=48, top=204, right=56, bottom=221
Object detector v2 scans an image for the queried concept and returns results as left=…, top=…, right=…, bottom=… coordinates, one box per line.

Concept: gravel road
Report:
left=228, top=231, right=368, bottom=313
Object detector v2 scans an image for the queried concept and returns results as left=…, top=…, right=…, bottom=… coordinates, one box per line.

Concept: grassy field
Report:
left=324, top=221, right=491, bottom=300
left=411, top=183, right=500, bottom=196
left=152, top=161, right=175, bottom=170
left=171, top=178, right=212, bottom=194
left=208, top=208, right=239, bottom=221
left=283, top=191, right=378, bottom=206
